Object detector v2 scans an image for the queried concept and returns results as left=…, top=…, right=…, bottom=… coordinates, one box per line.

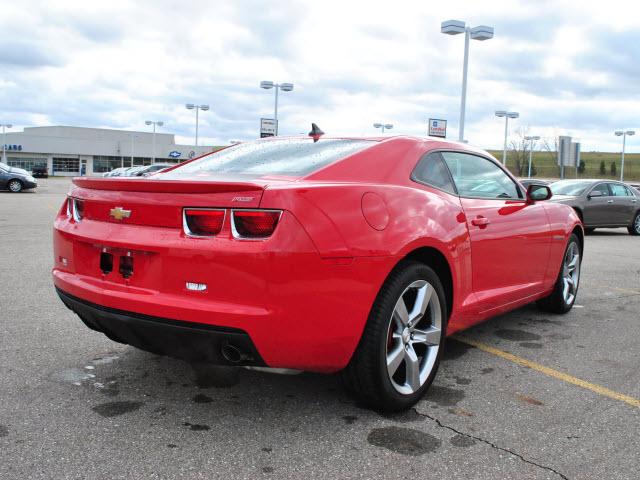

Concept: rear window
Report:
left=173, top=138, right=374, bottom=177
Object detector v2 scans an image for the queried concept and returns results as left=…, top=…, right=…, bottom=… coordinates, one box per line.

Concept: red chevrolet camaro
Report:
left=53, top=135, right=583, bottom=411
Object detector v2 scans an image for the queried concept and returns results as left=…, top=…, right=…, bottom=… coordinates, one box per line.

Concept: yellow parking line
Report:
left=454, top=335, right=640, bottom=409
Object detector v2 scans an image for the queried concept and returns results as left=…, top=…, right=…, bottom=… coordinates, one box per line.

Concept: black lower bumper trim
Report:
left=56, top=288, right=266, bottom=366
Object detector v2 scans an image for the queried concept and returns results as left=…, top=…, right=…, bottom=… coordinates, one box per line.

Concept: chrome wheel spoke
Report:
left=393, top=297, right=410, bottom=326
left=404, top=346, right=420, bottom=392
left=411, top=326, right=441, bottom=346
left=387, top=345, right=405, bottom=377
left=408, top=282, right=432, bottom=324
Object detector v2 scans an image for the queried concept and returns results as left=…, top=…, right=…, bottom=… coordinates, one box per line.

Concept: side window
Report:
left=411, top=152, right=456, bottom=194
left=610, top=183, right=631, bottom=196
left=441, top=151, right=521, bottom=199
left=591, top=183, right=610, bottom=196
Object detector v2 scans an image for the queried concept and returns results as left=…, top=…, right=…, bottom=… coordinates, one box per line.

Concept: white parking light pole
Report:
left=495, top=111, right=519, bottom=166
left=185, top=104, right=210, bottom=146
left=615, top=130, right=635, bottom=182
left=524, top=135, right=541, bottom=178
left=373, top=123, right=393, bottom=134
left=1, top=124, right=13, bottom=164
left=260, top=81, right=294, bottom=136
left=145, top=120, right=164, bottom=163
left=441, top=20, right=494, bottom=142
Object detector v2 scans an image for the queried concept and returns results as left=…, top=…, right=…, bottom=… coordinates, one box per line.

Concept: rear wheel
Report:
left=537, top=234, right=581, bottom=313
left=342, top=261, right=447, bottom=411
left=8, top=179, right=22, bottom=192
left=628, top=212, right=640, bottom=236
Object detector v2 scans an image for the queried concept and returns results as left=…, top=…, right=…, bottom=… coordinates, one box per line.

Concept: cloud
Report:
left=0, top=0, right=639, bottom=153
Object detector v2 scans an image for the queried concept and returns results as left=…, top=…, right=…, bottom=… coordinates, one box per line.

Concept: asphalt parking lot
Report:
left=1, top=178, right=639, bottom=480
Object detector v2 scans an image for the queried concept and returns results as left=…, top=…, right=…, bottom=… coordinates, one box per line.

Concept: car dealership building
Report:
left=1, top=126, right=219, bottom=176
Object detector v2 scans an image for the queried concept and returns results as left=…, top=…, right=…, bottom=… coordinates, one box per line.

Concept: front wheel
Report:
left=628, top=212, right=640, bottom=236
left=537, top=234, right=581, bottom=313
left=8, top=179, right=23, bottom=192
left=341, top=261, right=447, bottom=412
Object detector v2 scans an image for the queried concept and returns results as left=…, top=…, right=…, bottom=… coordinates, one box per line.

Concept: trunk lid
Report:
left=70, top=176, right=288, bottom=228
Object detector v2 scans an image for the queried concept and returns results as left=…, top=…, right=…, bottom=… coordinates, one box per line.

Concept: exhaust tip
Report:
left=221, top=344, right=244, bottom=364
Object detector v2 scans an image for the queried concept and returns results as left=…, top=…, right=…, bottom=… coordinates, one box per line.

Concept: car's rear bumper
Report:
left=56, top=288, right=266, bottom=366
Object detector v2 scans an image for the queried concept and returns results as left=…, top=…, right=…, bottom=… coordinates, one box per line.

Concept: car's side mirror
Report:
left=587, top=190, right=603, bottom=199
left=527, top=184, right=552, bottom=202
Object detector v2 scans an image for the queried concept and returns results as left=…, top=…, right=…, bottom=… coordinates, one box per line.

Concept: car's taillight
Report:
left=183, top=208, right=225, bottom=237
left=73, top=199, right=84, bottom=222
left=231, top=210, right=282, bottom=239
left=66, top=197, right=83, bottom=222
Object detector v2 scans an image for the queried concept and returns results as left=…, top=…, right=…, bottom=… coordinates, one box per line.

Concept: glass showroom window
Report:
left=53, top=157, right=80, bottom=173
left=93, top=156, right=123, bottom=173
left=7, top=157, right=47, bottom=171
left=132, top=157, right=152, bottom=166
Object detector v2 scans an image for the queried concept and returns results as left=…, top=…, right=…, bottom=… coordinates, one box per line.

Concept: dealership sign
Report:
left=428, top=119, right=447, bottom=138
left=260, top=118, right=277, bottom=138
left=3, top=144, right=23, bottom=151
left=168, top=151, right=181, bottom=158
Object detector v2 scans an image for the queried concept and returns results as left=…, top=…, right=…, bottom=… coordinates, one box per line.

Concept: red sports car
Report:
left=53, top=135, right=583, bottom=411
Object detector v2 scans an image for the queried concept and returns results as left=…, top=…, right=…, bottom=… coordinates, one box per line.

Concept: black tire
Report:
left=585, top=227, right=596, bottom=235
left=628, top=211, right=640, bottom=236
left=7, top=179, right=23, bottom=193
left=341, top=261, right=447, bottom=412
left=537, top=234, right=581, bottom=314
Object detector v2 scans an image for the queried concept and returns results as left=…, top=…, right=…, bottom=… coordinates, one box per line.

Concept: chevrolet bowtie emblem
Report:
left=109, top=206, right=131, bottom=221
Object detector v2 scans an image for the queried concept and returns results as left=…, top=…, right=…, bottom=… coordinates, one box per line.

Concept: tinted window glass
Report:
left=591, top=183, right=610, bottom=196
left=412, top=152, right=456, bottom=194
left=609, top=183, right=631, bottom=196
left=172, top=138, right=374, bottom=177
left=550, top=181, right=592, bottom=196
left=441, top=152, right=520, bottom=199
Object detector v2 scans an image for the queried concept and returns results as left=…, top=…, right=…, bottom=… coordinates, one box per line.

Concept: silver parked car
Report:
left=549, top=179, right=640, bottom=235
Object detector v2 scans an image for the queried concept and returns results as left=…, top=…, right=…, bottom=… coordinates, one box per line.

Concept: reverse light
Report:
left=66, top=197, right=84, bottom=222
left=231, top=209, right=282, bottom=239
left=183, top=208, right=225, bottom=237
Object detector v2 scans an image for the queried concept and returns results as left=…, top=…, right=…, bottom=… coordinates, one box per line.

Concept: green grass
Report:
left=487, top=150, right=640, bottom=182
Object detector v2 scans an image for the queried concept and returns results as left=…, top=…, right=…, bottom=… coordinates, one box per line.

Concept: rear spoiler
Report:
left=72, top=177, right=265, bottom=194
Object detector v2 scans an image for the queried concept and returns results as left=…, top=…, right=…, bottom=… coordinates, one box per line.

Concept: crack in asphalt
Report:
left=414, top=408, right=569, bottom=480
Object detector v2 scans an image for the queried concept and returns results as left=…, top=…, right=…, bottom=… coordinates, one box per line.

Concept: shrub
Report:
left=599, top=160, right=606, bottom=175
left=578, top=160, right=586, bottom=174
left=610, top=161, right=617, bottom=176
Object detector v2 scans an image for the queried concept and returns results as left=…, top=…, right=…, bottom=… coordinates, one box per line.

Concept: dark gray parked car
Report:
left=549, top=179, right=640, bottom=235
left=0, top=162, right=38, bottom=192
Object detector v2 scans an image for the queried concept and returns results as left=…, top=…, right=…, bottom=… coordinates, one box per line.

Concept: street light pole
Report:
left=260, top=81, right=294, bottom=136
left=1, top=124, right=13, bottom=164
left=615, top=130, right=635, bottom=182
left=373, top=123, right=393, bottom=134
left=495, top=111, right=519, bottom=166
left=185, top=104, right=210, bottom=146
left=145, top=120, right=164, bottom=163
left=524, top=135, right=540, bottom=178
left=441, top=20, right=494, bottom=142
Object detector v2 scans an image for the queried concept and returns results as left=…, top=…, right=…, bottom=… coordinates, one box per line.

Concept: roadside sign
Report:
left=569, top=142, right=580, bottom=167
left=558, top=136, right=571, bottom=167
left=428, top=119, right=447, bottom=138
left=260, top=118, right=277, bottom=138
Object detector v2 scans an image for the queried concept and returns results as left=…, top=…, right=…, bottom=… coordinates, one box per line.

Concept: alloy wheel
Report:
left=635, top=215, right=640, bottom=234
left=8, top=180, right=21, bottom=192
left=562, top=242, right=580, bottom=305
left=386, top=280, right=442, bottom=395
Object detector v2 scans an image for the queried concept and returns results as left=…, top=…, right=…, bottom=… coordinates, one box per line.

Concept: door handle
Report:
left=471, top=216, right=490, bottom=227
left=607, top=200, right=614, bottom=203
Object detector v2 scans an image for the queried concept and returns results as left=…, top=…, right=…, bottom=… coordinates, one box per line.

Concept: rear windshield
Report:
left=173, top=138, right=374, bottom=177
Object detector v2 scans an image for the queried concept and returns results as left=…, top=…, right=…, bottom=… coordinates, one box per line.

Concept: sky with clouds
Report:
left=1, top=0, right=640, bottom=151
